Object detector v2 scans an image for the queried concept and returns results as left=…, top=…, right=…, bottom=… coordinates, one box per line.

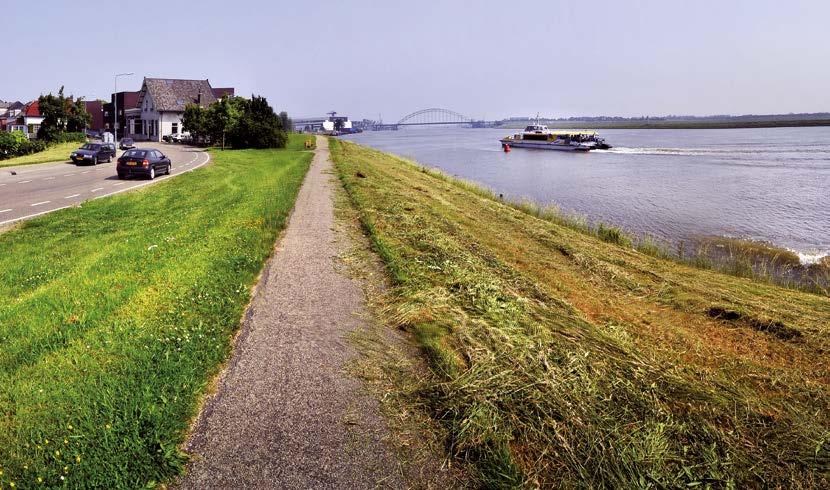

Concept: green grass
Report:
left=0, top=142, right=79, bottom=168
left=0, top=137, right=312, bottom=488
left=283, top=133, right=316, bottom=151
left=331, top=139, right=830, bottom=488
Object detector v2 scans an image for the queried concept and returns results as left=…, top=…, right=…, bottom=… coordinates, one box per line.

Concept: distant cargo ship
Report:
left=500, top=124, right=611, bottom=151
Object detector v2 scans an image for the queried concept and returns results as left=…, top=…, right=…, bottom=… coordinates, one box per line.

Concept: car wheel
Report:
left=107, top=155, right=112, bottom=163
left=94, top=156, right=98, bottom=165
left=149, top=167, right=155, bottom=180
left=166, top=163, right=171, bottom=175
left=118, top=173, right=126, bottom=180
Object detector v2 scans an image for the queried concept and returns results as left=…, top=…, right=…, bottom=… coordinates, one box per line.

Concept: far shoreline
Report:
left=498, top=119, right=830, bottom=130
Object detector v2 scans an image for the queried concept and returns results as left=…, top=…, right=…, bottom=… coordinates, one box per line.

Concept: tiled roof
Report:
left=212, top=87, right=235, bottom=98
left=24, top=100, right=40, bottom=117
left=139, top=78, right=217, bottom=112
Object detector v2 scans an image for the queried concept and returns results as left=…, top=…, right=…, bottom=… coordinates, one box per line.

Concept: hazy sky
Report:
left=3, top=0, right=829, bottom=120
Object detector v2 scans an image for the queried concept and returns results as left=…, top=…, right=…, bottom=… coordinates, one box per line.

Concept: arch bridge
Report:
left=397, top=108, right=472, bottom=126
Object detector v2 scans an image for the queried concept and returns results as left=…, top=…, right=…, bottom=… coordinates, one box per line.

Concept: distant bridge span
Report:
left=397, top=108, right=472, bottom=126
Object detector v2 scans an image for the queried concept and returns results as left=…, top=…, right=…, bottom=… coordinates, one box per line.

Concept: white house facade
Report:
left=126, top=78, right=217, bottom=142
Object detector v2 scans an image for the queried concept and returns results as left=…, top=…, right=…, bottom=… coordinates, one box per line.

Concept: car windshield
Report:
left=121, top=139, right=133, bottom=143
left=82, top=144, right=101, bottom=150
left=124, top=150, right=146, bottom=158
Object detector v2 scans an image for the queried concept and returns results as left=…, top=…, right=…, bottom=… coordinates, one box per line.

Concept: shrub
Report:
left=0, top=130, right=48, bottom=160
left=50, top=131, right=87, bottom=144
left=0, top=130, right=29, bottom=159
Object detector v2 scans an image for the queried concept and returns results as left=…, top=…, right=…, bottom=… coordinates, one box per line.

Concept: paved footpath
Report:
left=179, top=136, right=404, bottom=488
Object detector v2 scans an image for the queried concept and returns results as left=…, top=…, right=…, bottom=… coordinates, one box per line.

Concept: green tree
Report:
left=279, top=111, right=292, bottom=133
left=182, top=103, right=207, bottom=141
left=206, top=96, right=247, bottom=146
left=67, top=98, right=92, bottom=132
left=37, top=87, right=91, bottom=140
left=37, top=86, right=69, bottom=141
left=228, top=95, right=287, bottom=149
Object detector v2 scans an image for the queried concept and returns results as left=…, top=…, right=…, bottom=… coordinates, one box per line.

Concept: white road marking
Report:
left=44, top=177, right=55, bottom=180
left=1, top=148, right=210, bottom=227
left=0, top=209, right=12, bottom=213
left=65, top=194, right=80, bottom=199
left=31, top=201, right=50, bottom=207
left=81, top=171, right=90, bottom=174
left=63, top=173, right=76, bottom=176
left=113, top=182, right=126, bottom=186
left=0, top=183, right=6, bottom=187
left=0, top=205, right=71, bottom=226
left=90, top=187, right=104, bottom=193
left=17, top=180, right=32, bottom=184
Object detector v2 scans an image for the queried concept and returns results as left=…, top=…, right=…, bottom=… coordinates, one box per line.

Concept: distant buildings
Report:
left=84, top=100, right=105, bottom=132
left=294, top=112, right=353, bottom=133
left=0, top=100, right=44, bottom=137
left=3, top=77, right=235, bottom=141
left=102, top=91, right=139, bottom=139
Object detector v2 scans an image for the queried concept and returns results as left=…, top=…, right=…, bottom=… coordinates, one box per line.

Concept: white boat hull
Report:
left=500, top=139, right=591, bottom=151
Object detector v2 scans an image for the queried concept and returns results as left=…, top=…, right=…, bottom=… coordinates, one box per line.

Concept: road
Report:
left=0, top=142, right=210, bottom=226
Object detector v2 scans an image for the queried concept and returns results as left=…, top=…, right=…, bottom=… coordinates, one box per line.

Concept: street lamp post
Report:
left=113, top=72, right=134, bottom=141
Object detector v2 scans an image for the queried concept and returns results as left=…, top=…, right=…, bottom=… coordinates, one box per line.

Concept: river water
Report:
left=342, top=126, right=830, bottom=263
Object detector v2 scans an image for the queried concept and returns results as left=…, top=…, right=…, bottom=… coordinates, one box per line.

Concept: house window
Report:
left=171, top=122, right=178, bottom=134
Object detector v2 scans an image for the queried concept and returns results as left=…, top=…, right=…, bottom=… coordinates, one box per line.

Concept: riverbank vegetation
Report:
left=331, top=139, right=830, bottom=488
left=0, top=137, right=311, bottom=487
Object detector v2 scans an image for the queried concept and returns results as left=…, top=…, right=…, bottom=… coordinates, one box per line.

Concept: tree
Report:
left=228, top=95, right=287, bottom=149
left=279, top=111, right=292, bottom=133
left=37, top=86, right=91, bottom=140
left=182, top=103, right=207, bottom=141
left=206, top=96, right=247, bottom=146
left=37, top=86, right=68, bottom=141
left=67, top=98, right=92, bottom=132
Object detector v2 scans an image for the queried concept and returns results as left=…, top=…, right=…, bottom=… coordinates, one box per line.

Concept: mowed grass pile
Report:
left=0, top=140, right=311, bottom=487
left=331, top=140, right=830, bottom=488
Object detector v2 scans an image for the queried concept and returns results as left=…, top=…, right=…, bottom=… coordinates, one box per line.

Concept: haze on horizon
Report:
left=2, top=0, right=829, bottom=121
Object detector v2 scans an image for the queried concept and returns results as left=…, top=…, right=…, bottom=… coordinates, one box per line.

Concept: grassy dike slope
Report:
left=331, top=139, right=830, bottom=488
left=0, top=142, right=77, bottom=168
left=0, top=139, right=311, bottom=488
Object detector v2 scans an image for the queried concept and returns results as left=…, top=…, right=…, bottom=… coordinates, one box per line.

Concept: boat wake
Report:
left=792, top=250, right=830, bottom=266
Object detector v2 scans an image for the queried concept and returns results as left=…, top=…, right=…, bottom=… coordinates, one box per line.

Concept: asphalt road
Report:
left=0, top=142, right=210, bottom=226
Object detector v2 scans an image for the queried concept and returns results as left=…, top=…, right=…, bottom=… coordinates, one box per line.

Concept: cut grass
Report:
left=331, top=139, right=830, bottom=488
left=0, top=142, right=78, bottom=168
left=0, top=136, right=312, bottom=488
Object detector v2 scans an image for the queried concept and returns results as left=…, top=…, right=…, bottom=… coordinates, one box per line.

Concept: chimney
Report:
left=197, top=91, right=202, bottom=105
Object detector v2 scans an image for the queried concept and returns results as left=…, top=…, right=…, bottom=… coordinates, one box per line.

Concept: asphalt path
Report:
left=0, top=142, right=210, bottom=226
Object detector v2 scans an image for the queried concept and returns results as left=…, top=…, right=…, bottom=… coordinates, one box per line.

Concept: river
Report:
left=342, top=126, right=830, bottom=264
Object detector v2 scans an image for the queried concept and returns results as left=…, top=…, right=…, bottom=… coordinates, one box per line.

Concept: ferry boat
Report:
left=500, top=125, right=611, bottom=151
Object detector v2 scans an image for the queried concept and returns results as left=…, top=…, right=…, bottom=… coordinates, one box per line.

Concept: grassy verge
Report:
left=0, top=142, right=78, bottom=168
left=0, top=137, right=311, bottom=488
left=331, top=139, right=830, bottom=488
left=504, top=199, right=829, bottom=294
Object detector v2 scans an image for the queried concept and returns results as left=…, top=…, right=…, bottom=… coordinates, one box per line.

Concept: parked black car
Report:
left=119, top=138, right=135, bottom=150
left=116, top=148, right=171, bottom=180
left=71, top=143, right=116, bottom=165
